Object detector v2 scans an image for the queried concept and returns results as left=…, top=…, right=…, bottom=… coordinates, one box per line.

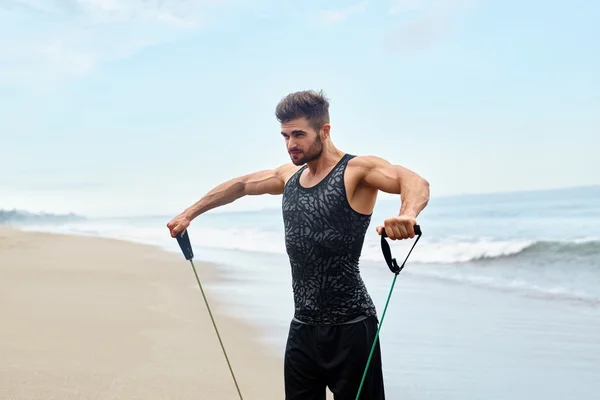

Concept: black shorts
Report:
left=283, top=316, right=385, bottom=400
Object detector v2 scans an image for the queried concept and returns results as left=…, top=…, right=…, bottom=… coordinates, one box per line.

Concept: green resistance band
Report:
left=355, top=224, right=422, bottom=400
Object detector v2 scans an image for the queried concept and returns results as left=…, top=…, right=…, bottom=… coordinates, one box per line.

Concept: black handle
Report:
left=380, top=224, right=422, bottom=274
left=176, top=229, right=194, bottom=260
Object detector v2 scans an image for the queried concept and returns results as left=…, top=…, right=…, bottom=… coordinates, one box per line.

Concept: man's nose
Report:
left=287, top=138, right=297, bottom=150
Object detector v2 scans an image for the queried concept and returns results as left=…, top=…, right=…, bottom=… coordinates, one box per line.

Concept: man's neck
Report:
left=305, top=146, right=345, bottom=176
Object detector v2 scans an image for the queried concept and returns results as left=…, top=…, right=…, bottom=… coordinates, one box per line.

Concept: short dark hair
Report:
left=275, top=90, right=330, bottom=132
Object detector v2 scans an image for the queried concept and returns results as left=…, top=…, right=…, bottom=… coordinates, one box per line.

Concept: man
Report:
left=167, top=90, right=430, bottom=399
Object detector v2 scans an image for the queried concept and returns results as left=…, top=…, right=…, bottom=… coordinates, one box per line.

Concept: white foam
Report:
left=15, top=218, right=600, bottom=305
left=16, top=221, right=584, bottom=264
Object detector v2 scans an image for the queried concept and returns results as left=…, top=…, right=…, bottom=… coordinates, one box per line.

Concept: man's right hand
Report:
left=167, top=213, right=191, bottom=238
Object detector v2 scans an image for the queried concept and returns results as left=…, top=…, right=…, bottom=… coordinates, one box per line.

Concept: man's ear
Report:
left=321, top=123, right=331, bottom=139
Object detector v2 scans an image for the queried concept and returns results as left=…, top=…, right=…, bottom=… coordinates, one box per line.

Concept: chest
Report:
left=282, top=176, right=352, bottom=230
left=298, top=168, right=333, bottom=188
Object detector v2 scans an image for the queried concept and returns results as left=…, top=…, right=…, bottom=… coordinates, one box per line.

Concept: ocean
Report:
left=3, top=185, right=600, bottom=399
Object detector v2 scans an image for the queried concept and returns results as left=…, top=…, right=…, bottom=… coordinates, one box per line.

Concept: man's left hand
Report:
left=376, top=215, right=418, bottom=240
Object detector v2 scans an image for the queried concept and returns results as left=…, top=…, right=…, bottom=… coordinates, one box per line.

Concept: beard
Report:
left=290, top=134, right=323, bottom=165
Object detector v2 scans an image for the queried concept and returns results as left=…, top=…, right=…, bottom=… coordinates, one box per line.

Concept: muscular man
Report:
left=167, top=90, right=430, bottom=399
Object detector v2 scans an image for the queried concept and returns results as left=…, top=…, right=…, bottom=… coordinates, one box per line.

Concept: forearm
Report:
left=183, top=178, right=246, bottom=220
left=398, top=172, right=430, bottom=218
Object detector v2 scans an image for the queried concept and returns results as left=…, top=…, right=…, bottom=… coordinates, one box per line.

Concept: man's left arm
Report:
left=356, top=155, right=430, bottom=240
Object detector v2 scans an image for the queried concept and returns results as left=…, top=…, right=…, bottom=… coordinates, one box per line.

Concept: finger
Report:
left=383, top=222, right=393, bottom=239
left=385, top=223, right=396, bottom=240
left=393, top=225, right=403, bottom=240
left=397, top=223, right=408, bottom=239
left=406, top=223, right=415, bottom=238
left=376, top=226, right=383, bottom=235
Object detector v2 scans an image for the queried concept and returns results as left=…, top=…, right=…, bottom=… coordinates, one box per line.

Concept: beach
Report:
left=2, top=185, right=600, bottom=399
left=0, top=227, right=285, bottom=400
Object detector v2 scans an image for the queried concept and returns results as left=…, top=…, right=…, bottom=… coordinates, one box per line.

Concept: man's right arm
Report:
left=184, top=164, right=294, bottom=219
left=167, top=163, right=297, bottom=237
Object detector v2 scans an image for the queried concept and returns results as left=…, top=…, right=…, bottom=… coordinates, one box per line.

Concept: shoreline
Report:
left=3, top=224, right=600, bottom=399
left=0, top=226, right=287, bottom=400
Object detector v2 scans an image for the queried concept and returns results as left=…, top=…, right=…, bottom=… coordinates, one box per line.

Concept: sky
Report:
left=1, top=0, right=599, bottom=217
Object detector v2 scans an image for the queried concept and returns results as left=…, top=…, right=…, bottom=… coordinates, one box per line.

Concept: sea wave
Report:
left=0, top=209, right=85, bottom=224
left=164, top=227, right=599, bottom=266
left=11, top=219, right=600, bottom=305
left=14, top=218, right=598, bottom=267
left=361, top=236, right=600, bottom=265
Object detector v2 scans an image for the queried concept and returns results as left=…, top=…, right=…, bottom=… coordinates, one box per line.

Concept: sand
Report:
left=0, top=227, right=285, bottom=400
left=3, top=226, right=600, bottom=400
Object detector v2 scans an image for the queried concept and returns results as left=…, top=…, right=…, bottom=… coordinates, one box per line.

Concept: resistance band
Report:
left=175, top=230, right=244, bottom=400
left=175, top=225, right=422, bottom=400
left=355, top=224, right=422, bottom=400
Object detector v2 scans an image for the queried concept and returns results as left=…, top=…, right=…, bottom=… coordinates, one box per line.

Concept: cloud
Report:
left=0, top=0, right=255, bottom=90
left=387, top=0, right=477, bottom=52
left=389, top=0, right=424, bottom=14
left=73, top=0, right=206, bottom=29
left=5, top=0, right=63, bottom=14
left=318, top=1, right=367, bottom=26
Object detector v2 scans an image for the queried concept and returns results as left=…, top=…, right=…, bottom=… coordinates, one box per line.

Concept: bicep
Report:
left=358, top=156, right=417, bottom=194
left=363, top=166, right=402, bottom=194
left=242, top=169, right=285, bottom=195
left=242, top=164, right=298, bottom=196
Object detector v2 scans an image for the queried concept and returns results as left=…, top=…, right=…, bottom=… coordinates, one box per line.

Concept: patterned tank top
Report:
left=281, top=153, right=377, bottom=325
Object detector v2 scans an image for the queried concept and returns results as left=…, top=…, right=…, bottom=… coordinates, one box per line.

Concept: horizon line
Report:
left=3, top=183, right=597, bottom=219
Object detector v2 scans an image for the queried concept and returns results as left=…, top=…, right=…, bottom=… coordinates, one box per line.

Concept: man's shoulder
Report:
left=347, top=154, right=391, bottom=171
left=274, top=163, right=304, bottom=181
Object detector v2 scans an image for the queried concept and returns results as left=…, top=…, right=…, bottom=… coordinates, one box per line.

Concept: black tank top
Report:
left=282, top=153, right=377, bottom=325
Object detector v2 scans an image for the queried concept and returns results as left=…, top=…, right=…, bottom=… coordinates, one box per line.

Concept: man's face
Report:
left=281, top=117, right=326, bottom=166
